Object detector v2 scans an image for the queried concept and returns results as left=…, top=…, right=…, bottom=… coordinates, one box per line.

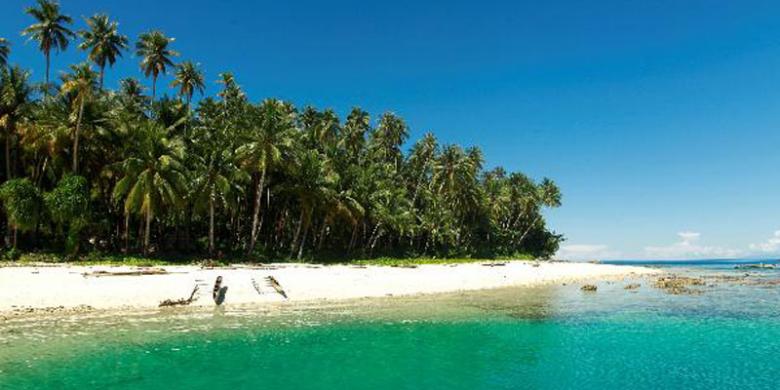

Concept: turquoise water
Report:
left=2, top=268, right=780, bottom=389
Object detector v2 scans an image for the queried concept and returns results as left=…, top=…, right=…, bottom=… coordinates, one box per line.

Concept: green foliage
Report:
left=45, top=175, right=89, bottom=253
left=3, top=247, right=21, bottom=261
left=0, top=178, right=42, bottom=231
left=46, top=174, right=88, bottom=222
left=0, top=3, right=565, bottom=262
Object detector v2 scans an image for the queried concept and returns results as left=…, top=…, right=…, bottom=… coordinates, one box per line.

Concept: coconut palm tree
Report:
left=192, top=147, right=247, bottom=255
left=60, top=63, right=98, bottom=174
left=236, top=99, right=297, bottom=256
left=135, top=31, right=178, bottom=100
left=340, top=108, right=369, bottom=158
left=189, top=97, right=248, bottom=255
left=22, top=0, right=74, bottom=86
left=171, top=61, right=205, bottom=106
left=112, top=121, right=187, bottom=255
left=0, top=66, right=33, bottom=180
left=78, top=14, right=128, bottom=88
left=117, top=77, right=148, bottom=116
left=0, top=38, right=10, bottom=68
left=405, top=133, right=438, bottom=207
left=516, top=178, right=561, bottom=247
left=288, top=149, right=338, bottom=259
left=300, top=107, right=339, bottom=151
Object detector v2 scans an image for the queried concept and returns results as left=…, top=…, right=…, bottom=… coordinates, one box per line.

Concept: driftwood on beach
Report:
left=159, top=285, right=200, bottom=307
left=82, top=268, right=169, bottom=277
left=266, top=276, right=288, bottom=299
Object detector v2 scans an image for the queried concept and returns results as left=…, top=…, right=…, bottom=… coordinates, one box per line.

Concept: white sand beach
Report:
left=0, top=261, right=658, bottom=312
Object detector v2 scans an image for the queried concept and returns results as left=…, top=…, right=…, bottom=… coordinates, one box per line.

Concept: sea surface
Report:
left=2, top=260, right=779, bottom=389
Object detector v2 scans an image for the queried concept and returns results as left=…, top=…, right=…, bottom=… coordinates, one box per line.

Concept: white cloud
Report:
left=643, top=231, right=743, bottom=259
left=677, top=231, right=700, bottom=242
left=556, top=244, right=620, bottom=260
left=559, top=229, right=780, bottom=261
left=749, top=230, right=780, bottom=253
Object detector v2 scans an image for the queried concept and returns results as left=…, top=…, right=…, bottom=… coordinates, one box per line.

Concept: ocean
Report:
left=1, top=260, right=779, bottom=389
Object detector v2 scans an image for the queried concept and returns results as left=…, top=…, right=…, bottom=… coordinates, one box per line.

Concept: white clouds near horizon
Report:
left=643, top=231, right=744, bottom=259
left=556, top=229, right=780, bottom=260
left=559, top=229, right=780, bottom=261
left=749, top=230, right=780, bottom=253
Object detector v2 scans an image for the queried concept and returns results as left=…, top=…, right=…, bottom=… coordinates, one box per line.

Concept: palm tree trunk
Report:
left=317, top=219, right=328, bottom=250
left=44, top=51, right=50, bottom=90
left=290, top=208, right=304, bottom=258
left=368, top=223, right=382, bottom=257
left=297, top=220, right=309, bottom=260
left=151, top=74, right=157, bottom=100
left=208, top=190, right=215, bottom=256
left=37, top=157, right=48, bottom=188
left=246, top=166, right=266, bottom=256
left=296, top=206, right=313, bottom=260
left=369, top=229, right=383, bottom=258
left=348, top=224, right=358, bottom=253
left=143, top=210, right=152, bottom=256
left=4, top=218, right=10, bottom=248
left=124, top=213, right=129, bottom=253
left=72, top=98, right=85, bottom=173
left=5, top=130, right=11, bottom=180
left=516, top=215, right=542, bottom=248
left=99, top=64, right=105, bottom=89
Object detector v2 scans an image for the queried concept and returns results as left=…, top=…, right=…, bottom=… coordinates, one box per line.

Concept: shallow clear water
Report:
left=2, top=266, right=780, bottom=389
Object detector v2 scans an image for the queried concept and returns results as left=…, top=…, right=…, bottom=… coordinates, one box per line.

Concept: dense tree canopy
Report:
left=0, top=1, right=563, bottom=261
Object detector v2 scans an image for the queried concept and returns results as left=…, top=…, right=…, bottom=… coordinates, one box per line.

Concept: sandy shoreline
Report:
left=0, top=261, right=658, bottom=312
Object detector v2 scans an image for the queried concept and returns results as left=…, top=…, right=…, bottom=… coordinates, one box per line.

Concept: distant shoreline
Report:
left=0, top=261, right=659, bottom=314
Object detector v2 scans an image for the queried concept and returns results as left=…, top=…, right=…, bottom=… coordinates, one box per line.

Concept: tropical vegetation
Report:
left=0, top=1, right=563, bottom=262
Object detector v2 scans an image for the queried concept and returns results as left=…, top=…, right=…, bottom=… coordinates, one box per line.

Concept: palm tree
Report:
left=369, top=112, right=408, bottom=169
left=236, top=99, right=297, bottom=256
left=112, top=121, right=187, bottom=255
left=405, top=133, right=438, bottom=207
left=117, top=77, right=148, bottom=115
left=288, top=150, right=338, bottom=259
left=339, top=108, right=370, bottom=161
left=171, top=61, right=205, bottom=106
left=0, top=66, right=33, bottom=180
left=78, top=14, right=128, bottom=88
left=300, top=107, right=339, bottom=151
left=0, top=38, right=10, bottom=68
left=22, top=0, right=74, bottom=86
left=135, top=31, right=178, bottom=100
left=192, top=148, right=246, bottom=255
left=60, top=63, right=98, bottom=173
left=516, top=178, right=561, bottom=247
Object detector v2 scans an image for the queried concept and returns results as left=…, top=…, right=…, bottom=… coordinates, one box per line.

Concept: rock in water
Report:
left=653, top=276, right=705, bottom=295
left=581, top=284, right=598, bottom=292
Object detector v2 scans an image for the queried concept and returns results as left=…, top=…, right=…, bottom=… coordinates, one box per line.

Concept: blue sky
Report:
left=3, top=0, right=780, bottom=259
